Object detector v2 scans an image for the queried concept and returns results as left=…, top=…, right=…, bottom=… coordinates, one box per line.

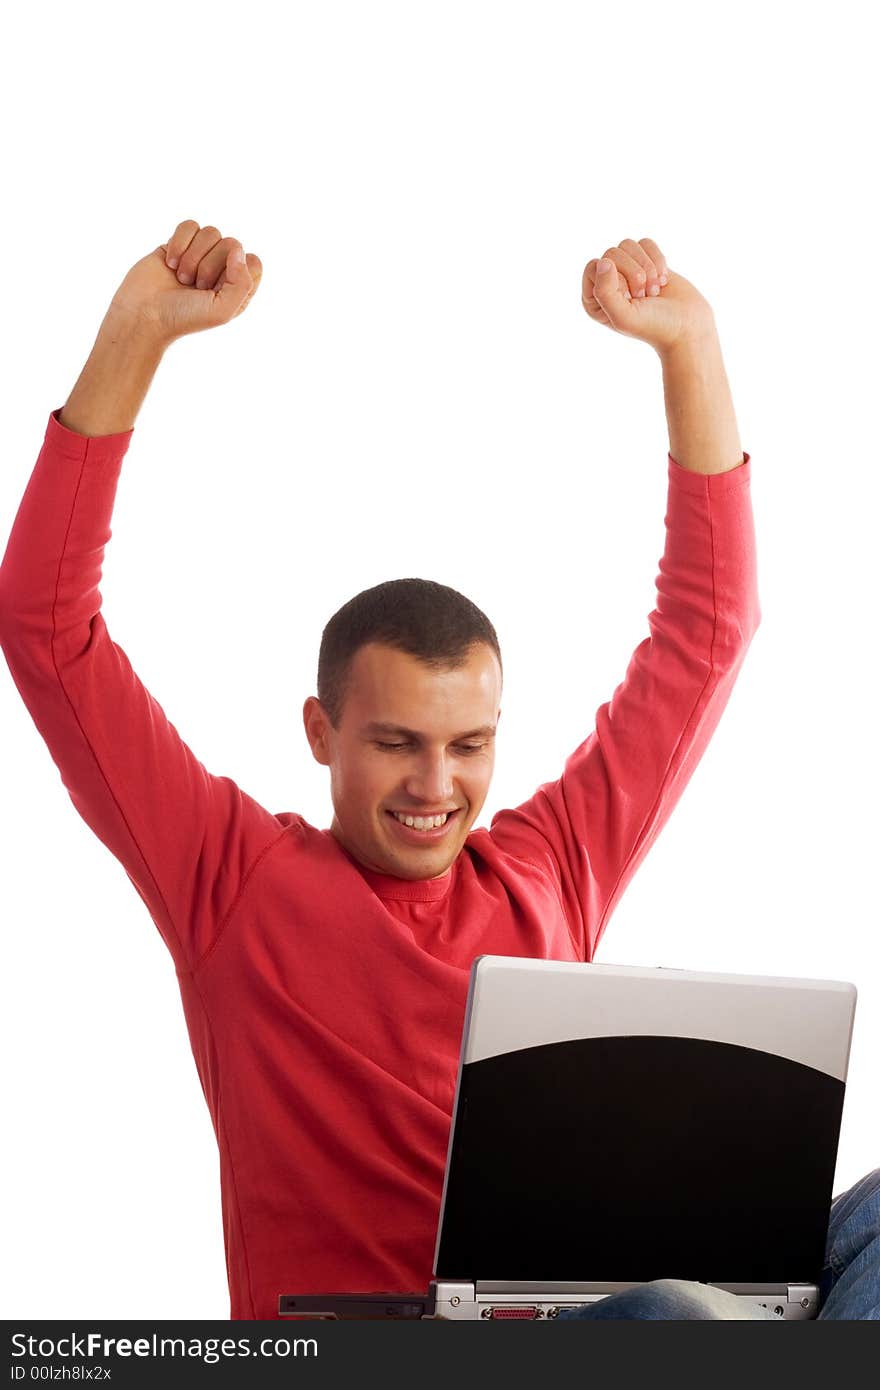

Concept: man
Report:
left=1, top=221, right=876, bottom=1319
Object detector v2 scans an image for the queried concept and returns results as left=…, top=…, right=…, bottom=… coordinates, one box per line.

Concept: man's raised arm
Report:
left=0, top=221, right=282, bottom=972
left=489, top=237, right=760, bottom=959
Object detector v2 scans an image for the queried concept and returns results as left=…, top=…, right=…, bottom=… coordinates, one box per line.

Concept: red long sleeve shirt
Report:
left=0, top=408, right=759, bottom=1318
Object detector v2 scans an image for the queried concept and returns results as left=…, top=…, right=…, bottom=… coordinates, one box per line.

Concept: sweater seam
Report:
left=668, top=456, right=752, bottom=494
left=50, top=447, right=189, bottom=968
left=482, top=836, right=582, bottom=960
left=188, top=821, right=301, bottom=977
left=372, top=889, right=451, bottom=903
left=592, top=476, right=721, bottom=946
left=672, top=472, right=750, bottom=489
left=512, top=849, right=581, bottom=959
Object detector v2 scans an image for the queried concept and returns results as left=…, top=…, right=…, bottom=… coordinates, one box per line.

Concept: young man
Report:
left=1, top=222, right=876, bottom=1319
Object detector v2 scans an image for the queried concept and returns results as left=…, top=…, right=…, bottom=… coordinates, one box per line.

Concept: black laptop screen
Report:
left=435, top=1034, right=844, bottom=1284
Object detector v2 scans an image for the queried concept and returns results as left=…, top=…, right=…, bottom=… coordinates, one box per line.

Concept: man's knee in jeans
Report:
left=557, top=1279, right=776, bottom=1321
left=820, top=1168, right=880, bottom=1318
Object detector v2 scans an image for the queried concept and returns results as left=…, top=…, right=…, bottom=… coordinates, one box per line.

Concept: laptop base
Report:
left=279, top=1279, right=818, bottom=1320
left=433, top=1279, right=818, bottom=1320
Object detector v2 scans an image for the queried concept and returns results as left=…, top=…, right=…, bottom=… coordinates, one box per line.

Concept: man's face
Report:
left=303, top=641, right=502, bottom=880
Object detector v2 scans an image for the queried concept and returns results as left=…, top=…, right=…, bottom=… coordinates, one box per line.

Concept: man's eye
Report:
left=375, top=741, right=485, bottom=753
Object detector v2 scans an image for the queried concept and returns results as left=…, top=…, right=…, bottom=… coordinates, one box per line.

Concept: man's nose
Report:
left=404, top=751, right=455, bottom=805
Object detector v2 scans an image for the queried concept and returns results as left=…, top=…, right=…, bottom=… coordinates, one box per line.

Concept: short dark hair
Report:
left=317, top=577, right=502, bottom=729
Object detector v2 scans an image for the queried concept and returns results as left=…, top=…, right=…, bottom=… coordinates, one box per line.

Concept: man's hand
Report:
left=582, top=238, right=715, bottom=355
left=58, top=220, right=264, bottom=437
left=580, top=236, right=742, bottom=474
left=108, top=220, right=263, bottom=348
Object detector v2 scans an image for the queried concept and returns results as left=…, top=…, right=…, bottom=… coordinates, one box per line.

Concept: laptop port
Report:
left=486, top=1307, right=540, bottom=1319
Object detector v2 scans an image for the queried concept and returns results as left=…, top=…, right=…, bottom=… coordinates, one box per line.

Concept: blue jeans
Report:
left=556, top=1168, right=880, bottom=1320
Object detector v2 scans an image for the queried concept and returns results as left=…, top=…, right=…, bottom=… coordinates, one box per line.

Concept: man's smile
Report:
left=385, top=807, right=462, bottom=841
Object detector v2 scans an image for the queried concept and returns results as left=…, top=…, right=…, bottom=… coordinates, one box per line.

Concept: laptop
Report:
left=279, top=955, right=857, bottom=1320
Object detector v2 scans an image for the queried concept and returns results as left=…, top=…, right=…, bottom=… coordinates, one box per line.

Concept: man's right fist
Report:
left=109, top=220, right=263, bottom=345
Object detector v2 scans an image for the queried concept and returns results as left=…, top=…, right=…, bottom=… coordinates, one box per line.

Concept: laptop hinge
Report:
left=475, top=1281, right=818, bottom=1308
left=719, top=1282, right=816, bottom=1300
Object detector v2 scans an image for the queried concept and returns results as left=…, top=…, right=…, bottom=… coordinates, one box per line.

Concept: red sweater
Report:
left=0, top=409, right=759, bottom=1318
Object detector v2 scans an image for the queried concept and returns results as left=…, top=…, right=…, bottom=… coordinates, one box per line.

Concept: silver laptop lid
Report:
left=433, top=957, right=857, bottom=1286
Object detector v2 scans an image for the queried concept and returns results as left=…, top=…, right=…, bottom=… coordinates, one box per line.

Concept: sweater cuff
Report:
left=46, top=406, right=135, bottom=463
left=667, top=450, right=751, bottom=495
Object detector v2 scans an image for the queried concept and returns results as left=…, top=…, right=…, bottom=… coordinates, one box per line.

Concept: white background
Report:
left=1, top=0, right=877, bottom=1320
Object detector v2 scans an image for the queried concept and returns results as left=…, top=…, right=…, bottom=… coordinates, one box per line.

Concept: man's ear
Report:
left=303, top=696, right=332, bottom=766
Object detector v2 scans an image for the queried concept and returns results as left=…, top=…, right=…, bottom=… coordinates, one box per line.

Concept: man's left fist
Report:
left=582, top=238, right=716, bottom=355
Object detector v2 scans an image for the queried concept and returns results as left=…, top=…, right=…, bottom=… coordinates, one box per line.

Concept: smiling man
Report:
left=305, top=592, right=503, bottom=881
left=0, top=221, right=760, bottom=1318
left=6, top=219, right=874, bottom=1324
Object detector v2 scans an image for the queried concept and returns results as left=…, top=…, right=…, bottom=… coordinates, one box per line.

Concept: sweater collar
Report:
left=331, top=834, right=455, bottom=901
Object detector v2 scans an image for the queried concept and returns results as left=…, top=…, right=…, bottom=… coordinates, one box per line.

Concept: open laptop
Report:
left=279, top=955, right=857, bottom=1320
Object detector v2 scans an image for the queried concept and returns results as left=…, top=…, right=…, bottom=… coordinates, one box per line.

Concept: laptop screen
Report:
left=434, top=959, right=854, bottom=1285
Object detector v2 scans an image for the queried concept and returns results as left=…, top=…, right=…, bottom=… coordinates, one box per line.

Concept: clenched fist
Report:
left=109, top=220, right=263, bottom=346
left=582, top=238, right=716, bottom=355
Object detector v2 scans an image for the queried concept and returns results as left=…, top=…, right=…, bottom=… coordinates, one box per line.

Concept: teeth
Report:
left=392, top=811, right=450, bottom=830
